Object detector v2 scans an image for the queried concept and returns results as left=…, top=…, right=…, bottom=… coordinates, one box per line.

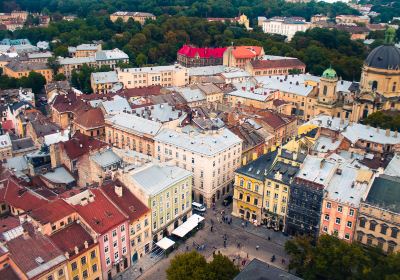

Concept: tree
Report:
left=207, top=254, right=240, bottom=280
left=135, top=53, right=147, bottom=67
left=53, top=45, right=69, bottom=57
left=47, top=56, right=61, bottom=73
left=166, top=251, right=209, bottom=280
left=54, top=73, right=66, bottom=81
left=19, top=72, right=46, bottom=94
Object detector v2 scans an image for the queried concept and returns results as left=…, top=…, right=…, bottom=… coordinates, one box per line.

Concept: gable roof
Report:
left=231, top=46, right=263, bottom=59
left=74, top=107, right=104, bottom=129
left=30, top=199, right=75, bottom=224
left=178, top=45, right=227, bottom=59
left=61, top=132, right=107, bottom=160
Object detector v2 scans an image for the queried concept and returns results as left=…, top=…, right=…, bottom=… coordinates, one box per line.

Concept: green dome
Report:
left=322, top=67, right=337, bottom=79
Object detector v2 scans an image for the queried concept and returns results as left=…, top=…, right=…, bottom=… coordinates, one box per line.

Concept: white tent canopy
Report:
left=172, top=214, right=205, bottom=238
left=156, top=237, right=175, bottom=250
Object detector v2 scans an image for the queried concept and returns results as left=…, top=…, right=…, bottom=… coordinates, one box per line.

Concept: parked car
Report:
left=192, top=202, right=206, bottom=213
left=223, top=195, right=233, bottom=206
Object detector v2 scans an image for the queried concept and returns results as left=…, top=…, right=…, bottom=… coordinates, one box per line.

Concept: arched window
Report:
left=372, top=81, right=378, bottom=91
left=323, top=85, right=328, bottom=96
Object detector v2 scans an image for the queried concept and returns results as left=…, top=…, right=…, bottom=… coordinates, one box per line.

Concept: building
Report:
left=73, top=107, right=105, bottom=140
left=4, top=60, right=53, bottom=83
left=69, top=189, right=131, bottom=280
left=101, top=181, right=152, bottom=265
left=232, top=151, right=277, bottom=225
left=286, top=156, right=338, bottom=238
left=234, top=258, right=302, bottom=280
left=246, top=58, right=306, bottom=76
left=105, top=112, right=162, bottom=156
left=0, top=133, right=12, bottom=160
left=91, top=71, right=119, bottom=94
left=110, top=11, right=156, bottom=24
left=116, top=65, right=189, bottom=89
left=49, top=223, right=102, bottom=280
left=223, top=46, right=264, bottom=69
left=155, top=128, right=242, bottom=206
left=95, top=49, right=129, bottom=69
left=260, top=17, right=312, bottom=41
left=119, top=163, right=192, bottom=241
left=177, top=45, right=227, bottom=67
left=69, top=44, right=102, bottom=58
left=320, top=164, right=373, bottom=242
left=335, top=15, right=370, bottom=25
left=356, top=174, right=400, bottom=254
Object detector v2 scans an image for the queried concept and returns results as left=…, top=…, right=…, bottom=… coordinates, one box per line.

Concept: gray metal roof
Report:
left=90, top=149, right=122, bottom=168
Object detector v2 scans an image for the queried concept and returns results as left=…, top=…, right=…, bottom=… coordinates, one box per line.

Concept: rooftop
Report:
left=230, top=46, right=263, bottom=59
left=177, top=45, right=226, bottom=59
left=74, top=107, right=104, bottom=129
left=5, top=60, right=49, bottom=72
left=132, top=103, right=185, bottom=123
left=106, top=112, right=162, bottom=136
left=365, top=174, right=400, bottom=213
left=188, top=65, right=226, bottom=76
left=101, top=96, right=131, bottom=115
left=0, top=134, right=11, bottom=148
left=236, top=151, right=278, bottom=181
left=177, top=87, right=206, bottom=103
left=296, top=155, right=337, bottom=188
left=61, top=132, right=107, bottom=160
left=90, top=148, right=122, bottom=168
left=131, top=163, right=192, bottom=196
left=117, top=64, right=187, bottom=74
left=155, top=128, right=242, bottom=156
left=41, top=167, right=75, bottom=185
left=95, top=48, right=128, bottom=61
left=250, top=58, right=305, bottom=69
left=30, top=199, right=75, bottom=224
left=91, top=71, right=118, bottom=84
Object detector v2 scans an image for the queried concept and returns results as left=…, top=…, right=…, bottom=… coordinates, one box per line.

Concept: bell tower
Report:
left=318, top=67, right=338, bottom=105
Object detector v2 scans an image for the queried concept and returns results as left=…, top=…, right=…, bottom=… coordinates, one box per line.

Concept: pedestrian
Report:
left=139, top=267, right=143, bottom=274
left=245, top=220, right=248, bottom=227
left=224, top=240, right=226, bottom=248
left=256, top=245, right=259, bottom=251
left=268, top=236, right=271, bottom=241
left=241, top=222, right=245, bottom=228
left=210, top=226, right=213, bottom=232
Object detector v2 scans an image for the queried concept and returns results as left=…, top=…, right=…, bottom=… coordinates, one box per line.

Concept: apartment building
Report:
left=260, top=17, right=312, bottom=41
left=177, top=45, right=227, bottom=67
left=155, top=128, right=242, bottom=206
left=246, top=57, right=306, bottom=76
left=110, top=11, right=156, bottom=24
left=0, top=133, right=12, bottom=160
left=91, top=71, right=119, bottom=94
left=116, top=65, right=189, bottom=89
left=356, top=174, right=400, bottom=254
left=68, top=43, right=102, bottom=58
left=119, top=163, right=193, bottom=241
left=105, top=112, right=162, bottom=156
left=4, top=60, right=53, bottom=82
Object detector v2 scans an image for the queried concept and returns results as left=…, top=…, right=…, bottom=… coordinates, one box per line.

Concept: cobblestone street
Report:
left=121, top=203, right=290, bottom=280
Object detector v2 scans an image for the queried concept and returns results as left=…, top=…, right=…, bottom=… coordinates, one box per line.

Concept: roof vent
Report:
left=35, top=257, right=44, bottom=265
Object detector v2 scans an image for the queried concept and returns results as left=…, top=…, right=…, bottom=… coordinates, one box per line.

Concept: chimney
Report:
left=65, top=252, right=70, bottom=259
left=74, top=246, right=79, bottom=255
left=320, top=159, right=325, bottom=169
left=395, top=130, right=398, bottom=138
left=115, top=184, right=123, bottom=197
left=385, top=129, right=390, bottom=137
left=376, top=126, right=379, bottom=133
left=84, top=241, right=88, bottom=249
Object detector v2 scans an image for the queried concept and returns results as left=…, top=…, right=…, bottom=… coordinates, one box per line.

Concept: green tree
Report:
left=166, top=251, right=209, bottom=280
left=19, top=71, right=46, bottom=94
left=47, top=56, right=61, bottom=73
left=207, top=254, right=240, bottom=280
left=54, top=73, right=66, bottom=81
left=53, top=45, right=69, bottom=57
left=135, top=53, right=147, bottom=67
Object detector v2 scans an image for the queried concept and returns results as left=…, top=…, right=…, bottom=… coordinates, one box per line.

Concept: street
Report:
left=123, top=202, right=290, bottom=280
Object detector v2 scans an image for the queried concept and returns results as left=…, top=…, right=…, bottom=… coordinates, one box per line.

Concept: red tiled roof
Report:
left=50, top=223, right=94, bottom=256
left=178, top=45, right=227, bottom=59
left=2, top=120, right=14, bottom=131
left=3, top=178, right=47, bottom=212
left=61, top=132, right=107, bottom=160
left=52, top=92, right=90, bottom=114
left=73, top=189, right=127, bottom=234
left=6, top=231, right=65, bottom=277
left=30, top=199, right=75, bottom=224
left=0, top=216, right=20, bottom=235
left=101, top=180, right=150, bottom=222
left=232, top=46, right=263, bottom=59
left=257, top=111, right=293, bottom=130
left=250, top=58, right=305, bottom=69
left=73, top=108, right=104, bottom=129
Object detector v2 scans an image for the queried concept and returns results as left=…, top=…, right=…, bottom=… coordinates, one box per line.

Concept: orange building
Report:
left=4, top=60, right=53, bottom=83
left=223, top=46, right=264, bottom=69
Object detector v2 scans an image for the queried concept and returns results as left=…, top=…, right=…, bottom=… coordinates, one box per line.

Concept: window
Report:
left=359, top=218, right=366, bottom=228
left=391, top=228, right=398, bottom=238
left=137, top=234, right=142, bottom=243
left=323, top=85, right=328, bottom=95
left=266, top=191, right=270, bottom=196
left=349, top=209, right=354, bottom=216
left=130, top=227, right=135, bottom=235
left=239, top=193, right=243, bottom=200
left=369, top=222, right=376, bottom=231
left=114, top=252, right=119, bottom=260
left=121, top=224, right=125, bottom=232
left=47, top=276, right=53, bottom=280
left=254, top=198, right=258, bottom=205
left=71, top=262, right=77, bottom=271
left=323, top=226, right=328, bottom=232
left=246, top=196, right=250, bottom=203
left=344, top=233, right=350, bottom=240
left=337, top=206, right=342, bottom=213
left=58, top=269, right=64, bottom=276
left=103, top=235, right=108, bottom=242
left=247, top=182, right=251, bottom=189
left=122, top=236, right=125, bottom=243
left=255, top=185, right=259, bottom=192
left=324, top=214, right=330, bottom=221
left=347, top=221, right=352, bottom=228
left=335, top=217, right=341, bottom=225
left=122, top=247, right=127, bottom=254
left=131, top=239, right=135, bottom=247
left=92, top=264, right=98, bottom=273
left=380, top=224, right=388, bottom=235
left=137, top=223, right=141, bottom=231
left=113, top=241, right=117, bottom=248
left=144, top=219, right=149, bottom=227
left=73, top=276, right=79, bottom=280
left=90, top=250, right=96, bottom=259
left=274, top=193, right=278, bottom=199
left=82, top=270, right=88, bottom=279
left=106, top=257, right=111, bottom=266
left=240, top=179, right=244, bottom=187
left=81, top=256, right=87, bottom=265
left=104, top=246, right=109, bottom=253
left=112, top=230, right=117, bottom=237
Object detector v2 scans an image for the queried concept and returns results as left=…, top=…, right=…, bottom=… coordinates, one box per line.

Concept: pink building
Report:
left=320, top=164, right=373, bottom=242
left=73, top=189, right=130, bottom=280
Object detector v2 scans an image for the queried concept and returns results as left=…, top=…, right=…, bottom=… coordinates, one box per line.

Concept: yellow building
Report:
left=232, top=151, right=278, bottom=225
left=4, top=60, right=53, bottom=83
left=110, top=11, right=156, bottom=24
left=50, top=223, right=102, bottom=280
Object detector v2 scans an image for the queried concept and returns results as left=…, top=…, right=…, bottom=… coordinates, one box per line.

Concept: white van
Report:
left=192, top=202, right=206, bottom=213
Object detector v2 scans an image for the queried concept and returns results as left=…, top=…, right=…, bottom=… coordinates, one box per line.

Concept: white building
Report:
left=260, top=17, right=312, bottom=41
left=154, top=128, right=243, bottom=206
left=116, top=65, right=189, bottom=89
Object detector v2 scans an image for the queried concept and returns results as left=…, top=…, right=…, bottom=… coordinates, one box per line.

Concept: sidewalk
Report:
left=230, top=216, right=290, bottom=247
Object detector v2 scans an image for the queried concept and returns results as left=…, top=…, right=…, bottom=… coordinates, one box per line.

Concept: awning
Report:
left=156, top=237, right=175, bottom=250
left=172, top=214, right=205, bottom=238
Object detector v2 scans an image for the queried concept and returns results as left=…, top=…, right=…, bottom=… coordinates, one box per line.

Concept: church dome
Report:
left=365, top=45, right=400, bottom=70
left=322, top=67, right=337, bottom=79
